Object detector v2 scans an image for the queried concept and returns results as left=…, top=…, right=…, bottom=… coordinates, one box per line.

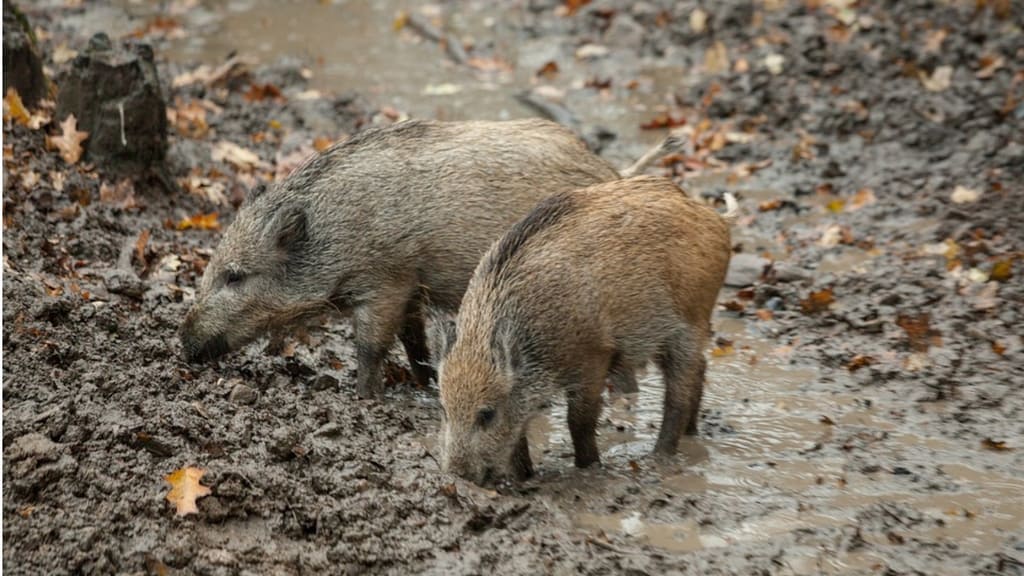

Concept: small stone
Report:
left=228, top=381, right=257, bottom=405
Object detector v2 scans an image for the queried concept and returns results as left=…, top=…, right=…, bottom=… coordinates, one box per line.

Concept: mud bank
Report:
left=3, top=1, right=1023, bottom=575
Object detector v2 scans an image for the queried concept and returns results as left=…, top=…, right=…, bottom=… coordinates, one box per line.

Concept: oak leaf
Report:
left=165, top=466, right=212, bottom=516
left=47, top=115, right=89, bottom=164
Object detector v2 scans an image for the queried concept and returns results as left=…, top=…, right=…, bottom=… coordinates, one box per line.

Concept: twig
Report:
left=406, top=13, right=468, bottom=65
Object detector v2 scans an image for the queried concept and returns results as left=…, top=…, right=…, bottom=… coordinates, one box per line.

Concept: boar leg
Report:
left=654, top=333, right=704, bottom=455
left=398, top=297, right=437, bottom=388
left=512, top=435, right=534, bottom=479
left=353, top=291, right=412, bottom=399
left=567, top=368, right=605, bottom=468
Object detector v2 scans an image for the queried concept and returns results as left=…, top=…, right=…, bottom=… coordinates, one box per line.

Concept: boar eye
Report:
left=225, top=269, right=245, bottom=287
left=475, top=406, right=496, bottom=428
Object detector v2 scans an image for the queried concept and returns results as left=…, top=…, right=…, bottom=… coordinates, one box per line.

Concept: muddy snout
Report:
left=179, top=306, right=230, bottom=364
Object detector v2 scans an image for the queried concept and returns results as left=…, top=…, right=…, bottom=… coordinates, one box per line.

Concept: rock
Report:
left=228, top=381, right=258, bottom=405
left=56, top=33, right=167, bottom=175
left=102, top=269, right=147, bottom=299
left=771, top=262, right=814, bottom=283
left=267, top=427, right=301, bottom=460
left=726, top=253, right=770, bottom=287
left=603, top=14, right=644, bottom=48
left=2, top=1, right=47, bottom=106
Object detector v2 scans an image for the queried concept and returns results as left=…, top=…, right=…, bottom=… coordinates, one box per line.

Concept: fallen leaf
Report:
left=130, top=15, right=184, bottom=39
left=755, top=309, right=774, bottom=321
left=923, top=29, right=948, bottom=53
left=243, top=83, right=285, bottom=103
left=135, top=229, right=151, bottom=268
left=919, top=66, right=953, bottom=92
left=628, top=460, right=641, bottom=473
left=165, top=466, right=212, bottom=516
left=312, top=136, right=333, bottom=152
left=211, top=141, right=264, bottom=171
left=46, top=115, right=89, bottom=164
left=989, top=259, right=1013, bottom=282
left=976, top=54, right=1004, bottom=79
left=704, top=41, right=729, bottom=74
left=392, top=10, right=409, bottom=31
left=564, top=0, right=593, bottom=16
left=584, top=77, right=613, bottom=90
left=981, top=438, right=1012, bottom=452
left=759, top=199, right=784, bottom=212
left=640, top=114, right=686, bottom=130
left=689, top=8, right=708, bottom=33
left=846, top=355, right=875, bottom=371
left=826, top=198, right=846, bottom=213
left=896, top=313, right=934, bottom=352
left=722, top=300, right=745, bottom=312
left=764, top=53, right=785, bottom=75
left=991, top=341, right=1006, bottom=355
left=800, top=288, right=834, bottom=314
left=950, top=185, right=980, bottom=204
left=4, top=88, right=30, bottom=125
left=711, top=344, right=735, bottom=357
left=848, top=188, right=876, bottom=211
left=466, top=57, right=513, bottom=72
left=99, top=179, right=137, bottom=209
left=536, top=61, right=559, bottom=79
left=176, top=212, right=221, bottom=231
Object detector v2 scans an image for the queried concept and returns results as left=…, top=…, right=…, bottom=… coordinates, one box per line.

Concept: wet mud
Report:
left=3, top=1, right=1023, bottom=574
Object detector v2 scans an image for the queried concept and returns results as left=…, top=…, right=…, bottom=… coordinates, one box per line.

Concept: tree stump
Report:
left=56, top=33, right=168, bottom=175
left=2, top=0, right=48, bottom=106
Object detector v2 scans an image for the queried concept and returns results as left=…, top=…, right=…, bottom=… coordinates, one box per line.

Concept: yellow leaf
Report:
left=990, top=259, right=1013, bottom=282
left=46, top=115, right=89, bottom=164
left=165, top=467, right=212, bottom=516
left=826, top=199, right=846, bottom=213
left=176, top=212, right=221, bottom=231
left=4, top=88, right=30, bottom=125
left=393, top=11, right=409, bottom=31
left=711, top=345, right=734, bottom=357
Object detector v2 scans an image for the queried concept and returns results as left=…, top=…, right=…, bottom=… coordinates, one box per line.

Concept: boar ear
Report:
left=273, top=204, right=308, bottom=252
left=429, top=313, right=458, bottom=362
left=493, top=325, right=524, bottom=381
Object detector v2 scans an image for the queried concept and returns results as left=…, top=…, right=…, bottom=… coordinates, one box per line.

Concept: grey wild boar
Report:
left=180, top=119, right=668, bottom=398
left=437, top=176, right=735, bottom=484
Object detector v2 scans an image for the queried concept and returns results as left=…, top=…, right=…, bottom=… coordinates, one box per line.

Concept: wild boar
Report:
left=181, top=119, right=666, bottom=398
left=437, top=176, right=734, bottom=484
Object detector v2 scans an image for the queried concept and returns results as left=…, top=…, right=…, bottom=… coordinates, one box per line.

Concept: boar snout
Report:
left=180, top=307, right=231, bottom=364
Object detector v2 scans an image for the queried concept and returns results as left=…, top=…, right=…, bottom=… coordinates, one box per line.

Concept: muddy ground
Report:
left=3, top=1, right=1024, bottom=574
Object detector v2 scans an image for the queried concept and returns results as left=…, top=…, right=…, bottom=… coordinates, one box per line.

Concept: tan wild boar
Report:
left=181, top=119, right=669, bottom=398
left=437, top=176, right=734, bottom=484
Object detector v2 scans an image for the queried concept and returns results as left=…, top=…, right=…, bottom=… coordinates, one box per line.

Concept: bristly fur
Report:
left=483, top=191, right=577, bottom=278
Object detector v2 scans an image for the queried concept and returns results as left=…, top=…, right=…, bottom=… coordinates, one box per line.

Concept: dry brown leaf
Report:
left=536, top=61, right=560, bottom=79
left=4, top=88, right=30, bottom=125
left=165, top=466, right=212, bottom=516
left=640, top=113, right=686, bottom=130
left=848, top=188, right=876, bottom=211
left=243, top=83, right=285, bottom=103
left=211, top=140, right=265, bottom=171
left=981, top=438, right=1012, bottom=452
left=176, top=212, right=221, bottom=231
left=919, top=66, right=953, bottom=92
left=923, top=29, right=948, bottom=53
left=47, top=115, right=89, bottom=164
left=989, top=259, right=1013, bottom=282
left=800, top=288, right=835, bottom=314
left=846, top=354, right=875, bottom=371
left=976, top=54, right=1004, bottom=79
left=130, top=15, right=184, bottom=39
left=896, top=313, right=935, bottom=352
left=312, top=137, right=333, bottom=152
left=135, top=229, right=151, bottom=268
left=99, top=179, right=137, bottom=208
left=564, top=0, right=593, bottom=16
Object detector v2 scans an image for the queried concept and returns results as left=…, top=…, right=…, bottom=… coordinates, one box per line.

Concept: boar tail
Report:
left=721, top=193, right=740, bottom=223
left=619, top=135, right=684, bottom=178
